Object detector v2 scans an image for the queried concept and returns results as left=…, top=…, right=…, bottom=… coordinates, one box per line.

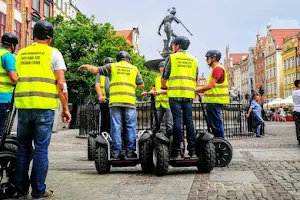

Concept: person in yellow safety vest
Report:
left=161, top=36, right=199, bottom=159
left=14, top=20, right=71, bottom=199
left=195, top=50, right=229, bottom=138
left=95, top=57, right=113, bottom=133
left=141, top=61, right=173, bottom=135
left=78, top=51, right=144, bottom=159
left=0, top=33, right=18, bottom=136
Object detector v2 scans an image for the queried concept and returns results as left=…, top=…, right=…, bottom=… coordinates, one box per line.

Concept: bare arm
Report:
left=137, top=84, right=144, bottom=90
left=54, top=70, right=69, bottom=112
left=247, top=107, right=252, bottom=117
left=173, top=16, right=181, bottom=23
left=7, top=71, right=18, bottom=83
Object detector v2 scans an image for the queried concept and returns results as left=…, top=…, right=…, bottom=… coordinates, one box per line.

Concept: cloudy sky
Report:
left=76, top=0, right=300, bottom=78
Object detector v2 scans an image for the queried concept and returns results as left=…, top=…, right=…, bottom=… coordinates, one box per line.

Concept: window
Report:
left=292, top=57, right=295, bottom=67
left=298, top=56, right=300, bottom=66
left=288, top=59, right=290, bottom=69
left=292, top=73, right=296, bottom=82
left=31, top=16, right=39, bottom=39
left=284, top=60, right=287, bottom=70
left=298, top=72, right=300, bottom=79
left=0, top=12, right=5, bottom=39
left=44, top=1, right=50, bottom=17
left=14, top=0, right=21, bottom=10
left=14, top=20, right=21, bottom=52
left=32, top=0, right=40, bottom=11
left=273, top=56, right=275, bottom=64
left=284, top=75, right=287, bottom=85
left=288, top=74, right=291, bottom=84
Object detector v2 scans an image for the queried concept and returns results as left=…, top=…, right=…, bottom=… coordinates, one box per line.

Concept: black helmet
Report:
left=158, top=61, right=165, bottom=67
left=104, top=57, right=113, bottom=64
left=205, top=50, right=222, bottom=61
left=116, top=51, right=130, bottom=62
left=33, top=20, right=54, bottom=40
left=172, top=36, right=190, bottom=50
left=1, top=33, right=18, bottom=46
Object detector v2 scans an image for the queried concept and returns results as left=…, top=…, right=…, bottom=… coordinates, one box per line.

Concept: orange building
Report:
left=254, top=34, right=266, bottom=100
left=115, top=27, right=139, bottom=53
left=0, top=0, right=54, bottom=52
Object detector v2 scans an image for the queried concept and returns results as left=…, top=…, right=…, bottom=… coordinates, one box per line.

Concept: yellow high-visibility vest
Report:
left=204, top=65, right=229, bottom=104
left=109, top=61, right=138, bottom=106
left=155, top=76, right=169, bottom=108
left=15, top=43, right=59, bottom=109
left=100, top=75, right=106, bottom=99
left=168, top=52, right=198, bottom=99
left=0, top=49, right=14, bottom=95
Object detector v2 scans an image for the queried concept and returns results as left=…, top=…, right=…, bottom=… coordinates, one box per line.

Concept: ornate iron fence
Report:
left=79, top=100, right=263, bottom=139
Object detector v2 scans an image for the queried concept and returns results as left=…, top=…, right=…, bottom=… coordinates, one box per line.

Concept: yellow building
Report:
left=282, top=36, right=297, bottom=98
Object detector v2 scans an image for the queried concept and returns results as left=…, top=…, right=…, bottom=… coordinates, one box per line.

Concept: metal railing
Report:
left=79, top=100, right=263, bottom=139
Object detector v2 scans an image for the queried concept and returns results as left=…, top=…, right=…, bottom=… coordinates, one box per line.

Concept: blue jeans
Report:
left=253, top=113, right=264, bottom=136
left=0, top=103, right=9, bottom=136
left=15, top=109, right=55, bottom=199
left=169, top=98, right=195, bottom=151
left=110, top=106, right=136, bottom=154
left=206, top=103, right=224, bottom=138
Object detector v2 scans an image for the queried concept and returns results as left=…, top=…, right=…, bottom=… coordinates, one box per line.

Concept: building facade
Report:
left=254, top=35, right=266, bottom=100
left=297, top=33, right=300, bottom=80
left=264, top=25, right=300, bottom=101
left=240, top=55, right=249, bottom=98
left=248, top=47, right=255, bottom=95
left=282, top=36, right=297, bottom=98
left=54, top=0, right=80, bottom=19
left=0, top=0, right=54, bottom=52
left=224, top=46, right=248, bottom=88
left=115, top=27, right=139, bottom=53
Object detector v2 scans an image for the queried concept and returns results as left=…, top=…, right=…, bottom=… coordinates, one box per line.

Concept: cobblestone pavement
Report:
left=9, top=122, right=300, bottom=200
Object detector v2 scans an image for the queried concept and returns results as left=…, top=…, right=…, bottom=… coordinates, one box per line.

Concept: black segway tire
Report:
left=0, top=151, right=17, bottom=199
left=213, top=138, right=233, bottom=167
left=153, top=142, right=169, bottom=176
left=87, top=135, right=96, bottom=161
left=196, top=140, right=216, bottom=173
left=95, top=145, right=110, bottom=174
left=139, top=138, right=154, bottom=173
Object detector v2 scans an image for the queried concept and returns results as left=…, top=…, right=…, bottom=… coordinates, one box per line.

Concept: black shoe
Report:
left=126, top=152, right=137, bottom=159
left=256, top=135, right=261, bottom=138
left=189, top=149, right=197, bottom=159
left=171, top=149, right=183, bottom=159
left=111, top=152, right=120, bottom=159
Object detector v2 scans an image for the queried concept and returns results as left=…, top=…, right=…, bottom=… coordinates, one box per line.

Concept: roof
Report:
left=270, top=29, right=300, bottom=49
left=115, top=30, right=133, bottom=44
left=230, top=53, right=248, bottom=65
left=261, top=37, right=266, bottom=48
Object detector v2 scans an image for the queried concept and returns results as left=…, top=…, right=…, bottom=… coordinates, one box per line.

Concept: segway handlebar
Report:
left=196, top=93, right=213, bottom=134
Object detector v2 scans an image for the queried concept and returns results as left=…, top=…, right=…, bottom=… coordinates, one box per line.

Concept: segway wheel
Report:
left=213, top=138, right=233, bottom=167
left=0, top=151, right=17, bottom=199
left=153, top=142, right=169, bottom=176
left=196, top=140, right=216, bottom=173
left=95, top=145, right=110, bottom=174
left=139, top=138, right=154, bottom=173
left=87, top=135, right=96, bottom=161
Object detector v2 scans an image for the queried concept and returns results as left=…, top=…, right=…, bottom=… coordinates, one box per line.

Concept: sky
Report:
left=76, top=0, right=300, bottom=78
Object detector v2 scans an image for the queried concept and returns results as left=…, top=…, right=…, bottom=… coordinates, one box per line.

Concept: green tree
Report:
left=48, top=13, right=156, bottom=127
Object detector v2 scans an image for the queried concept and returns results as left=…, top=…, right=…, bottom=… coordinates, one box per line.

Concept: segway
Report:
left=0, top=92, right=18, bottom=199
left=152, top=95, right=216, bottom=176
left=94, top=100, right=153, bottom=174
left=87, top=100, right=109, bottom=161
left=198, top=96, right=233, bottom=167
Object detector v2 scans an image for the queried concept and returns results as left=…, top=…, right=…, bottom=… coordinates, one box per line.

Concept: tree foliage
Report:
left=48, top=13, right=156, bottom=104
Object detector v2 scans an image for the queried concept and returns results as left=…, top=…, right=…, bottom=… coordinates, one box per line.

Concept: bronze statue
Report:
left=158, top=7, right=193, bottom=53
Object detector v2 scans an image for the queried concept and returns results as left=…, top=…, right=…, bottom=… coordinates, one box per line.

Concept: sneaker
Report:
left=111, top=152, right=120, bottom=159
left=189, top=149, right=197, bottom=159
left=126, top=152, right=137, bottom=158
left=171, top=149, right=183, bottom=159
left=256, top=135, right=261, bottom=138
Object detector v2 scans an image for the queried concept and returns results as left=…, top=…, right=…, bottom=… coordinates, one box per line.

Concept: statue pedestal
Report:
left=160, top=51, right=172, bottom=59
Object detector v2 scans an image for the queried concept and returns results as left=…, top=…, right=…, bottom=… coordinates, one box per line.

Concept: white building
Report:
left=54, top=0, right=80, bottom=19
